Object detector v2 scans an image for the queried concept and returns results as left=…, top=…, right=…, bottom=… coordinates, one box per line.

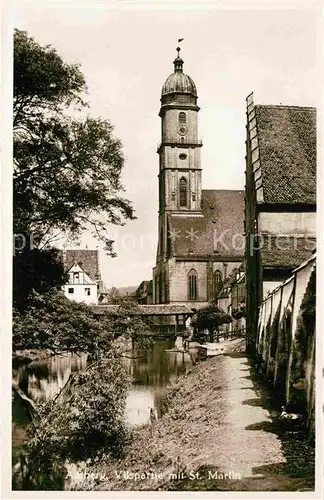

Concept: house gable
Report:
left=67, top=263, right=95, bottom=285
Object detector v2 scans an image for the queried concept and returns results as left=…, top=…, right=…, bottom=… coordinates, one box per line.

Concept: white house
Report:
left=63, top=262, right=98, bottom=305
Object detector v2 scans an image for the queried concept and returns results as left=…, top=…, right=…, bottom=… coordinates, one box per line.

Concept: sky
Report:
left=11, top=1, right=320, bottom=289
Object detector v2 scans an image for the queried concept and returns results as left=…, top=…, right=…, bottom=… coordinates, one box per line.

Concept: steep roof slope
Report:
left=62, top=249, right=100, bottom=282
left=255, top=105, right=316, bottom=204
left=169, top=189, right=245, bottom=258
left=261, top=236, right=316, bottom=270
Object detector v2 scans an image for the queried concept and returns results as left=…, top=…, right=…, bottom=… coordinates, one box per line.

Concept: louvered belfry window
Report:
left=188, top=269, right=198, bottom=301
left=179, top=177, right=188, bottom=207
left=179, top=112, right=186, bottom=124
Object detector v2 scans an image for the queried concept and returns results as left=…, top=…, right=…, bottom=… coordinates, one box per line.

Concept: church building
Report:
left=152, top=47, right=245, bottom=306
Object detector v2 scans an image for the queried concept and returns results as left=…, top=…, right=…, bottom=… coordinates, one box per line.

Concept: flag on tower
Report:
left=178, top=38, right=184, bottom=43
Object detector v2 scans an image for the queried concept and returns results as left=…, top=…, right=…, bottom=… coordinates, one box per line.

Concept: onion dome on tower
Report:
left=160, top=46, right=198, bottom=110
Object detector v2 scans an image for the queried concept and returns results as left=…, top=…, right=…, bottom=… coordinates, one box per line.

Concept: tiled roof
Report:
left=170, top=190, right=245, bottom=258
left=93, top=304, right=197, bottom=316
left=61, top=249, right=100, bottom=281
left=255, top=105, right=316, bottom=204
left=217, top=289, right=230, bottom=299
left=135, top=280, right=153, bottom=297
left=261, top=236, right=316, bottom=269
left=227, top=270, right=241, bottom=286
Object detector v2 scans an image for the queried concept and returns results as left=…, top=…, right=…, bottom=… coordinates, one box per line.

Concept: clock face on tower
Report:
left=178, top=125, right=188, bottom=136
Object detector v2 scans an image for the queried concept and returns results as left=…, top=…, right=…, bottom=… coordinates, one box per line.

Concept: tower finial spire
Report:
left=174, top=38, right=184, bottom=73
left=177, top=38, right=184, bottom=55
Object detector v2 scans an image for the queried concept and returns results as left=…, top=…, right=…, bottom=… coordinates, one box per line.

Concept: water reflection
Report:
left=13, top=353, right=88, bottom=404
left=12, top=339, right=197, bottom=427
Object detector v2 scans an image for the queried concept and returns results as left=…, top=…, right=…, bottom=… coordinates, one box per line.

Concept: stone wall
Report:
left=256, top=255, right=316, bottom=436
left=169, top=259, right=208, bottom=302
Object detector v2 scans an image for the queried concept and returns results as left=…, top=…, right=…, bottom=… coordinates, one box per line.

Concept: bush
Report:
left=231, top=306, right=246, bottom=320
left=18, top=354, right=131, bottom=489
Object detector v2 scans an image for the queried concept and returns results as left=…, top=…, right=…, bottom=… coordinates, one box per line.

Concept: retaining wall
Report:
left=257, top=255, right=316, bottom=436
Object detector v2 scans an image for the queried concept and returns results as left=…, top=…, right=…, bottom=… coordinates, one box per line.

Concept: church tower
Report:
left=153, top=45, right=245, bottom=307
left=157, top=45, right=203, bottom=264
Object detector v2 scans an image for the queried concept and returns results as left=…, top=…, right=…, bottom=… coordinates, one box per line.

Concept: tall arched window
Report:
left=160, top=275, right=164, bottom=303
left=155, top=275, right=159, bottom=304
left=179, top=177, right=188, bottom=207
left=155, top=274, right=163, bottom=304
left=179, top=112, right=186, bottom=124
left=213, top=270, right=223, bottom=296
left=188, top=269, right=198, bottom=301
left=160, top=227, right=164, bottom=255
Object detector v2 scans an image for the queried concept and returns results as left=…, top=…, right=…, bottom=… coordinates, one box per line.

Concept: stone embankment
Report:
left=67, top=337, right=314, bottom=492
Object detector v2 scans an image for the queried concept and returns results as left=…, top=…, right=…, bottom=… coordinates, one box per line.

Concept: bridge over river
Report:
left=92, top=304, right=196, bottom=335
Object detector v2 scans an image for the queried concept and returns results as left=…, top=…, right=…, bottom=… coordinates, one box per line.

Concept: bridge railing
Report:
left=226, top=327, right=246, bottom=339
left=210, top=327, right=246, bottom=342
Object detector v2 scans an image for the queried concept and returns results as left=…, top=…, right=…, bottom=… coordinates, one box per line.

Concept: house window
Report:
left=179, top=112, right=186, bottom=124
left=68, top=288, right=74, bottom=294
left=213, top=270, right=223, bottom=295
left=179, top=177, right=188, bottom=207
left=85, top=287, right=91, bottom=296
left=188, top=269, right=198, bottom=301
left=73, top=272, right=79, bottom=284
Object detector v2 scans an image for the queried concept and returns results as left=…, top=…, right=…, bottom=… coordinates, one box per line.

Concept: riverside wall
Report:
left=256, top=255, right=316, bottom=436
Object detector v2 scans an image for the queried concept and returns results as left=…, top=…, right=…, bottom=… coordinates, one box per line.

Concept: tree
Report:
left=231, top=306, right=246, bottom=320
left=13, top=247, right=67, bottom=311
left=13, top=290, right=110, bottom=354
left=104, top=287, right=132, bottom=305
left=12, top=290, right=151, bottom=489
left=11, top=32, right=143, bottom=487
left=13, top=289, right=152, bottom=354
left=14, top=29, right=135, bottom=253
left=191, top=305, right=232, bottom=343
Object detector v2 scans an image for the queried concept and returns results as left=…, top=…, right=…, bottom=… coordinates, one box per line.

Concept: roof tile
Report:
left=261, top=236, right=316, bottom=269
left=61, top=249, right=100, bottom=282
left=255, top=105, right=316, bottom=204
left=170, top=189, right=245, bottom=258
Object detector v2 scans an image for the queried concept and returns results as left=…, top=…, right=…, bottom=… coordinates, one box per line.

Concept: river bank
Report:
left=12, top=349, right=53, bottom=367
left=12, top=338, right=195, bottom=488
left=66, top=338, right=315, bottom=492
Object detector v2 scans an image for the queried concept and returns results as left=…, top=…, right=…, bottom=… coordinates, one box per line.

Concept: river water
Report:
left=12, top=339, right=198, bottom=432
